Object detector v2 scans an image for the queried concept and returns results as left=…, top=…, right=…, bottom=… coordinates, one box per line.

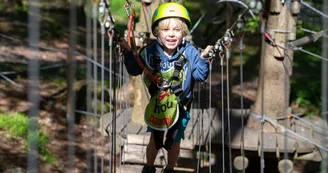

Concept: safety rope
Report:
left=124, top=0, right=160, bottom=84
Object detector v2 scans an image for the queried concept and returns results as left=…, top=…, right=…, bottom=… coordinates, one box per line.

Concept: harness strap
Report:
left=148, top=44, right=192, bottom=107
left=175, top=60, right=192, bottom=107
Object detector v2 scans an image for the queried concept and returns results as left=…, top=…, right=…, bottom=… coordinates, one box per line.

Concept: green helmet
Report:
left=151, top=2, right=191, bottom=30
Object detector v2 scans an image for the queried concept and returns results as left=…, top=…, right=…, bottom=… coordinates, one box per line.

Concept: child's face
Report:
left=158, top=19, right=183, bottom=55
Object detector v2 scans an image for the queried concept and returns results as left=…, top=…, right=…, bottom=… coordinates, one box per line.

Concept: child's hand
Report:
left=200, top=45, right=214, bottom=59
left=119, top=37, right=131, bottom=52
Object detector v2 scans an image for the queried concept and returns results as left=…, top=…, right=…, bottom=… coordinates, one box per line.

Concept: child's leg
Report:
left=166, top=141, right=181, bottom=170
left=146, top=132, right=162, bottom=165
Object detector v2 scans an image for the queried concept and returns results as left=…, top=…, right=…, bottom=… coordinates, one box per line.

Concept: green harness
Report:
left=144, top=50, right=191, bottom=131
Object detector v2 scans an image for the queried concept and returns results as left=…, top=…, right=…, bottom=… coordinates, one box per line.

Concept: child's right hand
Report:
left=119, top=37, right=131, bottom=52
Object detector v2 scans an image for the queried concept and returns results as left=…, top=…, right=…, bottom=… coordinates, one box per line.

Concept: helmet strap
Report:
left=182, top=37, right=186, bottom=45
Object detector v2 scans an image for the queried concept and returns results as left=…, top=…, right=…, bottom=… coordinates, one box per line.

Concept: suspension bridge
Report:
left=0, top=0, right=328, bottom=173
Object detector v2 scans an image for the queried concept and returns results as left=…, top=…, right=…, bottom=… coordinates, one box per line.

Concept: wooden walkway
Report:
left=101, top=107, right=328, bottom=172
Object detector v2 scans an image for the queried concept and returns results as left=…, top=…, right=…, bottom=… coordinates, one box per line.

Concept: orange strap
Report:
left=125, top=2, right=160, bottom=84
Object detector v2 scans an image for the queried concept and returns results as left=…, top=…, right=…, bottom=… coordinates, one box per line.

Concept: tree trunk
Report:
left=248, top=0, right=299, bottom=131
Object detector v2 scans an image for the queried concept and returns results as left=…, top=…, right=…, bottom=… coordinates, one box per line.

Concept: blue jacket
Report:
left=123, top=42, right=209, bottom=101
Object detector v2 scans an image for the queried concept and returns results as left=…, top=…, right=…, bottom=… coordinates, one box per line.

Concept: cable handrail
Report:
left=250, top=113, right=328, bottom=152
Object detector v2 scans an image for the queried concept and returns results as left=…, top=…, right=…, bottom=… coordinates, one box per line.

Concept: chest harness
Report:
left=147, top=48, right=192, bottom=108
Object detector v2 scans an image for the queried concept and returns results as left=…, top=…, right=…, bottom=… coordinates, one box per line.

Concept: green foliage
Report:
left=0, top=113, right=28, bottom=136
left=244, top=16, right=260, bottom=34
left=0, top=2, right=7, bottom=11
left=27, top=132, right=56, bottom=164
left=290, top=20, right=322, bottom=116
left=0, top=113, right=56, bottom=164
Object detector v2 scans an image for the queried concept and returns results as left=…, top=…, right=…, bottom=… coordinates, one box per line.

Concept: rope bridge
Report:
left=0, top=0, right=328, bottom=172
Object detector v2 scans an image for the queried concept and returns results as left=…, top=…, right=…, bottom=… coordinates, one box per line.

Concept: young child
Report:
left=120, top=2, right=213, bottom=173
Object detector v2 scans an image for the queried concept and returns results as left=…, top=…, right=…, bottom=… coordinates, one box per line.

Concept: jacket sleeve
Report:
left=123, top=50, right=144, bottom=76
left=187, top=45, right=210, bottom=81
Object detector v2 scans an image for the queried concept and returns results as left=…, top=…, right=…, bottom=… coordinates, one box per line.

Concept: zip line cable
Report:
left=0, top=33, right=126, bottom=79
left=0, top=73, right=23, bottom=88
left=189, top=12, right=207, bottom=35
left=301, top=0, right=328, bottom=20
left=216, top=0, right=257, bottom=22
left=263, top=31, right=328, bottom=61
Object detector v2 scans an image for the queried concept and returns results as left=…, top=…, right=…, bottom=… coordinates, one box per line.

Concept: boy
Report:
left=120, top=2, right=213, bottom=173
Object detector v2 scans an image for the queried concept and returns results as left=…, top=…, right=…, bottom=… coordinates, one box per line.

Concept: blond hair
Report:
left=152, top=18, right=189, bottom=37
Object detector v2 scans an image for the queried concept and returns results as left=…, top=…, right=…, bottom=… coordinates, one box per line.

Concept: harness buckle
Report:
left=157, top=79, right=171, bottom=90
left=171, top=82, right=183, bottom=95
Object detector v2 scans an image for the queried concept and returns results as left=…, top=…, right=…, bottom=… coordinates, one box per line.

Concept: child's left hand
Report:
left=201, top=45, right=214, bottom=59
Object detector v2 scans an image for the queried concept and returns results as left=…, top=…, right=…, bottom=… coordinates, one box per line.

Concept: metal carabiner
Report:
left=157, top=79, right=171, bottom=90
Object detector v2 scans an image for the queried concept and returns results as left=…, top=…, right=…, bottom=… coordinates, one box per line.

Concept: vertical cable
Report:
left=283, top=4, right=292, bottom=172
left=92, top=3, right=98, bottom=173
left=67, top=0, right=77, bottom=171
left=191, top=94, right=195, bottom=146
left=260, top=21, right=266, bottom=173
left=112, top=39, right=117, bottom=173
left=201, top=83, right=205, bottom=168
left=239, top=33, right=245, bottom=173
left=226, top=50, right=232, bottom=173
left=220, top=57, right=225, bottom=173
left=196, top=82, right=201, bottom=173
left=86, top=8, right=92, bottom=173
left=209, top=61, right=212, bottom=173
left=119, top=45, right=123, bottom=173
left=27, top=0, right=40, bottom=172
left=100, top=23, right=105, bottom=173
left=322, top=0, right=328, bottom=172
left=124, top=56, right=130, bottom=166
left=108, top=32, right=113, bottom=173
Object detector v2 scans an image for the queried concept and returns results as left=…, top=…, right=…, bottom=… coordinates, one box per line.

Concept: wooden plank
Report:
left=124, top=144, right=194, bottom=159
left=117, top=164, right=194, bottom=173
left=127, top=134, right=194, bottom=150
left=229, top=127, right=259, bottom=151
left=294, top=116, right=315, bottom=153
left=276, top=132, right=296, bottom=153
